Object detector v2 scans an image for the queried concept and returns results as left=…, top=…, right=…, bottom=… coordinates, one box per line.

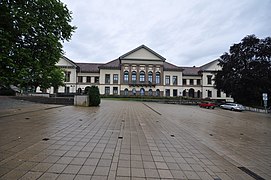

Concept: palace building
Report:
left=49, top=45, right=232, bottom=101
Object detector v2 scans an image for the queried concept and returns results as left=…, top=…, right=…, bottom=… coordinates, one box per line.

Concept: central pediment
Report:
left=119, top=45, right=166, bottom=62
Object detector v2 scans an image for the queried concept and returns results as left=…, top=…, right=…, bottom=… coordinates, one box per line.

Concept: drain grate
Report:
left=238, top=167, right=265, bottom=180
left=170, top=134, right=175, bottom=137
left=118, top=137, right=123, bottom=139
left=42, top=138, right=50, bottom=141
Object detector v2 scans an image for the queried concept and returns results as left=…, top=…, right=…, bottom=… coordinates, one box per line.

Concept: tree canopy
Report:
left=0, top=0, right=76, bottom=90
left=215, top=35, right=271, bottom=106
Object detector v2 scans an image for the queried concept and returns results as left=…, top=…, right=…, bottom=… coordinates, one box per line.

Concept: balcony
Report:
left=128, top=81, right=156, bottom=87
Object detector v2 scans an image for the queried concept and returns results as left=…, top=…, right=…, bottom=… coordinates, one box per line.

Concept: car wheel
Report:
left=212, top=107, right=215, bottom=109
left=231, top=108, right=234, bottom=111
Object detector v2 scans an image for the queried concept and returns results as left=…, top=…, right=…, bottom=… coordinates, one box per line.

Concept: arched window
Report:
left=148, top=89, right=153, bottom=96
left=132, top=88, right=136, bottom=95
left=182, top=90, right=186, bottom=97
left=123, top=71, right=129, bottom=83
left=197, top=90, right=201, bottom=98
left=140, top=71, right=145, bottom=82
left=189, top=88, right=195, bottom=98
left=124, top=88, right=129, bottom=96
left=132, top=71, right=137, bottom=82
left=148, top=71, right=153, bottom=83
left=77, top=88, right=82, bottom=94
left=156, top=89, right=160, bottom=96
left=156, top=72, right=160, bottom=84
left=140, top=88, right=145, bottom=96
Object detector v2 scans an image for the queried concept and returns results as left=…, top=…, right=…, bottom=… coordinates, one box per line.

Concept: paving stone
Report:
left=158, top=169, right=173, bottom=179
left=1, top=99, right=271, bottom=180
left=94, top=166, right=110, bottom=176
left=56, top=174, right=76, bottom=180
left=117, top=167, right=130, bottom=177
left=62, top=164, right=81, bottom=174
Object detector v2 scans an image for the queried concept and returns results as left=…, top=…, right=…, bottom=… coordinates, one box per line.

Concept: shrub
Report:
left=88, top=86, right=100, bottom=106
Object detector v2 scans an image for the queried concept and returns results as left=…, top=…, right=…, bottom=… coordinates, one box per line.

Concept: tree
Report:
left=39, top=67, right=64, bottom=93
left=88, top=86, right=101, bottom=106
left=0, top=0, right=76, bottom=90
left=215, top=35, right=271, bottom=106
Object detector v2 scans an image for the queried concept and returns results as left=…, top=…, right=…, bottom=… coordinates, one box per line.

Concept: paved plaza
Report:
left=0, top=96, right=270, bottom=180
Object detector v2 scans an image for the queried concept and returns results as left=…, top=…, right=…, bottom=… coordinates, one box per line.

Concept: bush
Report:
left=88, top=86, right=100, bottom=106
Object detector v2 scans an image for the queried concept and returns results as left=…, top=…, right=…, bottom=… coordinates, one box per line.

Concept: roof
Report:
left=76, top=63, right=103, bottom=73
left=200, top=59, right=219, bottom=71
left=119, top=45, right=166, bottom=61
left=62, top=56, right=77, bottom=67
left=163, top=62, right=182, bottom=71
left=99, top=59, right=120, bottom=69
left=182, top=67, right=201, bottom=76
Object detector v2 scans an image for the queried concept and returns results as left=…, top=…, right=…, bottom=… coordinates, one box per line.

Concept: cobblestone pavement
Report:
left=0, top=97, right=270, bottom=180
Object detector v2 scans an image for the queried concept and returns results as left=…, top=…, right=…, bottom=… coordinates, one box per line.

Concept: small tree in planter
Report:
left=88, top=86, right=100, bottom=106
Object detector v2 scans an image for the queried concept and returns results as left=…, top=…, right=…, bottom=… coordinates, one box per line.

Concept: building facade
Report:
left=48, top=45, right=232, bottom=101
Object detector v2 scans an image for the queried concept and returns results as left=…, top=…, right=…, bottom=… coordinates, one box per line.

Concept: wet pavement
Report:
left=0, top=96, right=270, bottom=180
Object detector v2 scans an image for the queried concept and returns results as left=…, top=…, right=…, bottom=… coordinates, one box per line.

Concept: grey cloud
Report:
left=61, top=0, right=271, bottom=66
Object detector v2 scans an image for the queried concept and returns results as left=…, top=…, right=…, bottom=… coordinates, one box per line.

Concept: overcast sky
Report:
left=61, top=0, right=271, bottom=67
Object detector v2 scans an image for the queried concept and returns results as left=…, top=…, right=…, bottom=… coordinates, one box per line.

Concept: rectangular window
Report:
left=183, top=79, right=187, bottom=85
left=207, top=75, right=212, bottom=85
left=65, top=71, right=71, bottom=82
left=78, top=76, right=83, bottom=83
left=197, top=79, right=201, bottom=85
left=95, top=77, right=99, bottom=83
left=86, top=76, right=91, bottom=83
left=105, top=74, right=110, bottom=84
left=113, top=87, right=118, bottom=95
left=105, top=87, right=110, bottom=95
left=173, top=89, right=177, bottom=97
left=189, top=79, right=194, bottom=85
left=113, top=74, right=118, bottom=84
left=217, top=89, right=221, bottom=97
left=165, top=89, right=170, bottom=97
left=165, top=76, right=170, bottom=85
left=173, top=76, right=177, bottom=85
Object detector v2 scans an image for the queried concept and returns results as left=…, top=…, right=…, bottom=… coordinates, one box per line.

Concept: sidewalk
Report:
left=0, top=98, right=269, bottom=179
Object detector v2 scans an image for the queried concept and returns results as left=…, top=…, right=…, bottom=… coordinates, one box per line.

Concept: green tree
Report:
left=0, top=0, right=76, bottom=90
left=39, top=67, right=64, bottom=93
left=88, top=86, right=101, bottom=106
left=215, top=35, right=271, bottom=106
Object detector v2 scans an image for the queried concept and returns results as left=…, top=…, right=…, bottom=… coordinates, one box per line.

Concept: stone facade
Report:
left=45, top=45, right=232, bottom=101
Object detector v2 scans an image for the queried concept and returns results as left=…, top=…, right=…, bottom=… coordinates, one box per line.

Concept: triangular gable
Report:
left=200, top=59, right=221, bottom=71
left=57, top=56, right=77, bottom=68
left=119, top=45, right=166, bottom=61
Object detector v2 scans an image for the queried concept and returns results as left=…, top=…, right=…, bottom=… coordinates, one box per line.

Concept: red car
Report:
left=199, top=102, right=216, bottom=109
